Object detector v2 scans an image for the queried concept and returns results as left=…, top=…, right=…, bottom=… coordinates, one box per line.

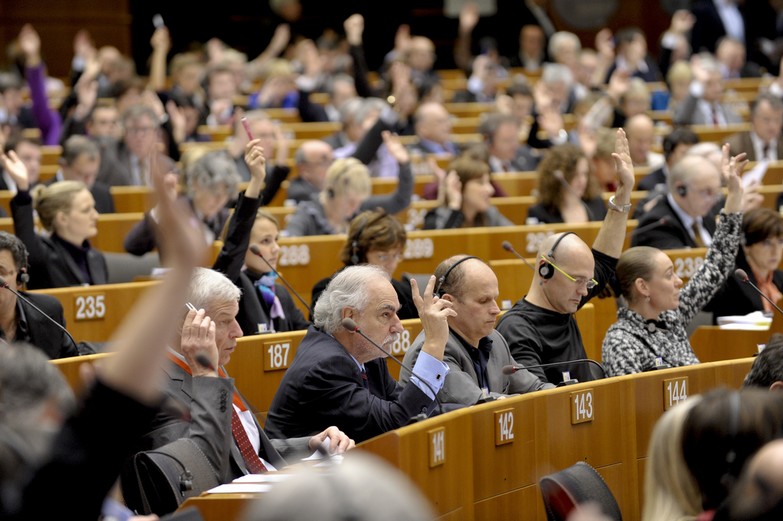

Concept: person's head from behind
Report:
left=244, top=211, right=281, bottom=274
left=532, top=232, right=595, bottom=314
left=625, top=113, right=655, bottom=165
left=32, top=180, right=98, bottom=245
left=434, top=255, right=500, bottom=346
left=537, top=144, right=594, bottom=207
left=662, top=127, right=699, bottom=168
left=294, top=140, right=334, bottom=190
left=0, top=343, right=75, bottom=486
left=313, top=265, right=401, bottom=363
left=60, top=135, right=101, bottom=188
left=616, top=246, right=683, bottom=315
left=121, top=103, right=160, bottom=158
left=341, top=210, right=406, bottom=276
left=320, top=158, right=371, bottom=223
left=240, top=452, right=436, bottom=521
left=668, top=155, right=722, bottom=219
left=4, top=134, right=42, bottom=187
left=743, top=334, right=783, bottom=391
left=479, top=113, right=520, bottom=162
left=181, top=267, right=243, bottom=366
left=643, top=396, right=703, bottom=521
left=449, top=155, right=494, bottom=221
left=683, top=388, right=783, bottom=511
left=742, top=208, right=783, bottom=277
left=750, top=93, right=783, bottom=145
left=0, top=231, right=28, bottom=293
left=184, top=150, right=240, bottom=219
left=415, top=102, right=452, bottom=145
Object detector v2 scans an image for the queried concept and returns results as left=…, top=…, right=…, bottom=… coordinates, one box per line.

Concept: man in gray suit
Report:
left=725, top=93, right=783, bottom=162
left=674, top=55, right=743, bottom=127
left=400, top=255, right=553, bottom=406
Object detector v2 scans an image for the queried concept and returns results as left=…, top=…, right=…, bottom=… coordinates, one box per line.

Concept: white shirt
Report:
left=750, top=132, right=778, bottom=162
left=714, top=0, right=745, bottom=44
left=667, top=193, right=713, bottom=247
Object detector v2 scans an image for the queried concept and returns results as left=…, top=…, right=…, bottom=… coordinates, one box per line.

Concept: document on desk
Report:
left=205, top=483, right=272, bottom=494
left=741, top=160, right=768, bottom=189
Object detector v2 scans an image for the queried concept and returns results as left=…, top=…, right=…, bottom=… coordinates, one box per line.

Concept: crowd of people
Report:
left=2, top=0, right=783, bottom=519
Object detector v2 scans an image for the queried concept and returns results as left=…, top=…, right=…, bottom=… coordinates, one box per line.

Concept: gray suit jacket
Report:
left=725, top=131, right=783, bottom=162
left=143, top=361, right=310, bottom=480
left=400, top=329, right=553, bottom=406
left=673, top=93, right=743, bottom=126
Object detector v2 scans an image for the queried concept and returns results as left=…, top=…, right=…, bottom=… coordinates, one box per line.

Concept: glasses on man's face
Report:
left=375, top=251, right=403, bottom=263
left=543, top=258, right=598, bottom=289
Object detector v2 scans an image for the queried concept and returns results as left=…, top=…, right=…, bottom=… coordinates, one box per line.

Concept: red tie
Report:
left=231, top=408, right=268, bottom=473
left=712, top=105, right=720, bottom=126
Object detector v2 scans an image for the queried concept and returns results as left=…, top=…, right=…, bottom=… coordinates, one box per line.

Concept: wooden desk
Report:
left=689, top=326, right=768, bottom=362
left=51, top=352, right=112, bottom=394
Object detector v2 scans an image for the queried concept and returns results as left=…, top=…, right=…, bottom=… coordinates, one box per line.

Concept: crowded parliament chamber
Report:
left=5, top=0, right=783, bottom=519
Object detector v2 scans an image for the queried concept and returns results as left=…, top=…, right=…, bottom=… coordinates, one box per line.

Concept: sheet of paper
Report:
left=233, top=473, right=292, bottom=483
left=741, top=160, right=769, bottom=189
left=205, top=483, right=271, bottom=494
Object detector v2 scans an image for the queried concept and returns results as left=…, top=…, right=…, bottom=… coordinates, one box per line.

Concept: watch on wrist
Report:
left=607, top=195, right=631, bottom=213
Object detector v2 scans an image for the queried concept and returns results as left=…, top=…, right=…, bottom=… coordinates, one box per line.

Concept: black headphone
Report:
left=17, top=267, right=28, bottom=286
left=349, top=210, right=387, bottom=265
left=326, top=159, right=358, bottom=199
left=435, top=256, right=479, bottom=297
left=675, top=185, right=688, bottom=197
left=538, top=232, right=575, bottom=280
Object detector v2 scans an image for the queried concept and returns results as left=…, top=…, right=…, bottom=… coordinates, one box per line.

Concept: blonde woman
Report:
left=2, top=150, right=106, bottom=289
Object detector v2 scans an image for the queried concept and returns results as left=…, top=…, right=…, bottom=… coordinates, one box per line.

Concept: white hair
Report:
left=186, top=268, right=241, bottom=312
left=541, top=63, right=573, bottom=87
left=313, top=265, right=389, bottom=334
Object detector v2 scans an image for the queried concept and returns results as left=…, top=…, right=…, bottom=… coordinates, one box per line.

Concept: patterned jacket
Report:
left=602, top=211, right=742, bottom=376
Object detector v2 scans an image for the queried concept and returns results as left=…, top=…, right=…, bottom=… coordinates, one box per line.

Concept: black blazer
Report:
left=709, top=249, right=783, bottom=323
left=14, top=292, right=79, bottom=359
left=11, top=191, right=108, bottom=290
left=631, top=197, right=718, bottom=249
left=637, top=166, right=667, bottom=192
left=526, top=197, right=607, bottom=224
left=212, top=192, right=309, bottom=336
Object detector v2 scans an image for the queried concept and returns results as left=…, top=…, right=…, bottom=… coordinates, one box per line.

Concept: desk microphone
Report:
left=735, top=268, right=783, bottom=317
left=502, top=358, right=606, bottom=383
left=628, top=217, right=669, bottom=238
left=0, top=277, right=79, bottom=354
left=248, top=244, right=313, bottom=317
left=501, top=241, right=536, bottom=272
left=341, top=317, right=444, bottom=417
left=553, top=170, right=594, bottom=221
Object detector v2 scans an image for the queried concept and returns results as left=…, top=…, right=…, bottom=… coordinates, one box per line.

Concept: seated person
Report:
left=636, top=127, right=699, bottom=192
left=743, top=334, right=783, bottom=390
left=400, top=255, right=552, bottom=407
left=55, top=135, right=115, bottom=214
left=496, top=129, right=634, bottom=385
left=266, top=266, right=451, bottom=443
left=213, top=139, right=309, bottom=335
left=710, top=208, right=783, bottom=324
left=725, top=93, right=783, bottom=162
left=0, top=232, right=78, bottom=358
left=285, top=132, right=412, bottom=236
left=311, top=209, right=417, bottom=320
left=477, top=113, right=538, bottom=173
left=602, top=153, right=744, bottom=375
left=287, top=140, right=334, bottom=204
left=527, top=144, right=607, bottom=224
left=423, top=156, right=512, bottom=229
left=124, top=149, right=240, bottom=262
left=3, top=151, right=108, bottom=289
left=408, top=102, right=461, bottom=156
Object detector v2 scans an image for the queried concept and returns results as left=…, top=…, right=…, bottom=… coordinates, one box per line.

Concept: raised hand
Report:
left=612, top=128, right=634, bottom=193
left=721, top=143, right=747, bottom=214
left=268, top=24, right=291, bottom=55
left=459, top=2, right=480, bottom=34
left=18, top=24, right=42, bottom=66
left=382, top=130, right=410, bottom=164
left=410, top=275, right=457, bottom=360
left=181, top=308, right=218, bottom=377
left=444, top=170, right=462, bottom=210
left=344, top=14, right=365, bottom=46
left=670, top=9, right=695, bottom=35
left=244, top=138, right=267, bottom=198
left=0, top=150, right=30, bottom=191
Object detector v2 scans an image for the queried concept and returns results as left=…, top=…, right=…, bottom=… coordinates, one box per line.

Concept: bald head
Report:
left=625, top=114, right=656, bottom=166
left=295, top=140, right=334, bottom=188
left=669, top=155, right=722, bottom=218
left=717, top=439, right=783, bottom=520
left=527, top=232, right=595, bottom=314
left=415, top=102, right=451, bottom=144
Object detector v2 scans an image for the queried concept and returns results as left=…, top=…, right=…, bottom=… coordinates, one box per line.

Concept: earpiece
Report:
left=179, top=470, right=194, bottom=492
left=539, top=232, right=575, bottom=280
left=675, top=185, right=688, bottom=197
left=16, top=267, right=28, bottom=286
left=435, top=256, right=479, bottom=297
left=347, top=210, right=388, bottom=266
left=350, top=240, right=360, bottom=265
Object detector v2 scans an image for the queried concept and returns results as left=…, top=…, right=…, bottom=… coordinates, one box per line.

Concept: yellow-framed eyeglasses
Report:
left=543, top=258, right=598, bottom=290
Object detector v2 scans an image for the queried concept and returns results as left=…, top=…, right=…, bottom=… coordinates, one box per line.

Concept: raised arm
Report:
left=592, top=128, right=634, bottom=258
left=360, top=132, right=412, bottom=214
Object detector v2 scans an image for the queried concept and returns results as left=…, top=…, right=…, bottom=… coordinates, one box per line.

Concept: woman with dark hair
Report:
left=710, top=207, right=783, bottom=323
left=310, top=209, right=417, bottom=320
left=527, top=144, right=606, bottom=224
left=423, top=155, right=512, bottom=229
left=601, top=150, right=745, bottom=376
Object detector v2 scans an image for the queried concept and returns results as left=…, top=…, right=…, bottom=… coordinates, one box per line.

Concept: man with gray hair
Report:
left=266, top=265, right=453, bottom=443
left=142, top=267, right=354, bottom=482
left=674, top=54, right=742, bottom=127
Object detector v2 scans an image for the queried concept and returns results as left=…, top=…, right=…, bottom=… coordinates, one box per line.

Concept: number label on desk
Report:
left=74, top=294, right=106, bottom=321
left=390, top=328, right=411, bottom=356
left=279, top=245, right=310, bottom=266
left=404, top=238, right=434, bottom=260
left=570, top=389, right=594, bottom=424
left=494, top=409, right=515, bottom=446
left=526, top=231, right=553, bottom=253
left=428, top=427, right=446, bottom=467
left=263, top=340, right=291, bottom=371
left=664, top=377, right=688, bottom=410
left=674, top=256, right=704, bottom=279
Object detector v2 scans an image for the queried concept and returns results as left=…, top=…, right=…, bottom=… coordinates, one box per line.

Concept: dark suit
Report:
left=11, top=191, right=108, bottom=290
left=631, top=196, right=717, bottom=249
left=690, top=0, right=746, bottom=54
left=673, top=93, right=743, bottom=126
left=709, top=249, right=783, bottom=323
left=725, top=131, right=783, bottom=162
left=526, top=197, right=607, bottom=224
left=400, top=329, right=552, bottom=406
left=637, top=165, right=668, bottom=192
left=266, top=326, right=434, bottom=443
left=10, top=292, right=79, bottom=359
left=212, top=192, right=309, bottom=336
left=97, top=141, right=176, bottom=187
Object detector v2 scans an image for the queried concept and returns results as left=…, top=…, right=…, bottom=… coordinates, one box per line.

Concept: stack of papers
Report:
left=717, top=311, right=772, bottom=330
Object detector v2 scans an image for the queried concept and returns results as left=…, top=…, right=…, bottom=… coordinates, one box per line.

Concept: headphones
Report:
left=435, top=256, right=479, bottom=297
left=538, top=232, right=575, bottom=280
left=349, top=211, right=387, bottom=265
left=326, top=159, right=359, bottom=199
left=675, top=185, right=688, bottom=197
left=17, top=267, right=28, bottom=286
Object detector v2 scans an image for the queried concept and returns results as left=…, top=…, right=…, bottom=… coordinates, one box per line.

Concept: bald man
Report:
left=625, top=114, right=664, bottom=168
left=287, top=140, right=335, bottom=203
left=409, top=102, right=460, bottom=156
left=400, top=255, right=553, bottom=406
left=496, top=129, right=636, bottom=384
left=631, top=155, right=722, bottom=249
